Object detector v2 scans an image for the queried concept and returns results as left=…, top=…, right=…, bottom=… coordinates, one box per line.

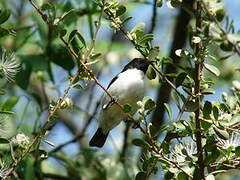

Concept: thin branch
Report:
left=199, top=0, right=240, bottom=57
left=119, top=123, right=131, bottom=163
left=148, top=0, right=158, bottom=34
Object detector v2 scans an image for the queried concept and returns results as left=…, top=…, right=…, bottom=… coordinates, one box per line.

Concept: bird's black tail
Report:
left=89, top=128, right=109, bottom=148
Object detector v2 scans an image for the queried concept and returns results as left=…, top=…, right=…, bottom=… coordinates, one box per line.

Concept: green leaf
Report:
left=220, top=42, right=233, bottom=51
left=213, top=126, right=229, bottom=140
left=123, top=104, right=132, bottom=113
left=73, top=84, right=83, bottom=89
left=132, top=138, right=150, bottom=148
left=235, top=146, right=240, bottom=157
left=0, top=89, right=6, bottom=95
left=215, top=9, right=225, bottom=22
left=122, top=16, right=132, bottom=25
left=116, top=5, right=126, bottom=17
left=177, top=172, right=188, bottom=180
left=164, top=103, right=172, bottom=120
left=139, top=34, right=154, bottom=44
left=68, top=29, right=86, bottom=47
left=213, top=106, right=219, bottom=120
left=202, top=88, right=215, bottom=95
left=135, top=172, right=146, bottom=180
left=59, top=29, right=67, bottom=37
left=204, top=63, right=220, bottom=76
left=0, top=9, right=11, bottom=24
left=0, top=27, right=9, bottom=37
left=55, top=9, right=75, bottom=24
left=2, top=96, right=19, bottom=111
left=130, top=23, right=145, bottom=37
left=41, top=3, right=53, bottom=11
left=68, top=29, right=78, bottom=42
left=90, top=53, right=101, bottom=60
left=175, top=72, right=187, bottom=87
left=0, top=137, right=9, bottom=144
left=144, top=97, right=156, bottom=110
left=203, top=101, right=212, bottom=119
left=148, top=46, right=160, bottom=60
left=50, top=45, right=75, bottom=70
left=146, top=66, right=156, bottom=80
left=15, top=62, right=32, bottom=90
left=185, top=101, right=199, bottom=112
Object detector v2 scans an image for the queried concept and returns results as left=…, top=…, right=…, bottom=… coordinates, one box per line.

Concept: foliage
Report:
left=0, top=0, right=240, bottom=179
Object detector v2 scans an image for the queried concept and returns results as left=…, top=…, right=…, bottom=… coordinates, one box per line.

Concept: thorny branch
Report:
left=194, top=1, right=205, bottom=179
left=199, top=0, right=240, bottom=57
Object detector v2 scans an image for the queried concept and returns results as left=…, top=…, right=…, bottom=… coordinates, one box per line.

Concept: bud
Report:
left=60, top=98, right=73, bottom=109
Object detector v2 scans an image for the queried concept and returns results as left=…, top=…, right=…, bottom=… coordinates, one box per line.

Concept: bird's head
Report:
left=122, top=58, right=154, bottom=73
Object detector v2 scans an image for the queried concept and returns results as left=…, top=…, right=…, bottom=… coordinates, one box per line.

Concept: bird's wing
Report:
left=102, top=74, right=119, bottom=110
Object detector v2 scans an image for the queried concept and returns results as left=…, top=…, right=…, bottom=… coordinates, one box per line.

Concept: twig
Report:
left=199, top=0, right=240, bottom=57
left=119, top=123, right=131, bottom=163
left=148, top=0, right=158, bottom=34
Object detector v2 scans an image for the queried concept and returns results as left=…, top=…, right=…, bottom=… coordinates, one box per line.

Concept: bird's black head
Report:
left=122, top=58, right=152, bottom=73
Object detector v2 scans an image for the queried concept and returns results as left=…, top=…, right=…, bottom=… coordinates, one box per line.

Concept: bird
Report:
left=89, top=58, right=152, bottom=148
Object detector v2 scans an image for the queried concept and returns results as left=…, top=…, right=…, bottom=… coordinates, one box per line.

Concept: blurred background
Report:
left=0, top=0, right=240, bottom=179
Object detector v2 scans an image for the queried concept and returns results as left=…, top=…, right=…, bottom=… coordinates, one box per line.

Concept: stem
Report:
left=194, top=1, right=204, bottom=179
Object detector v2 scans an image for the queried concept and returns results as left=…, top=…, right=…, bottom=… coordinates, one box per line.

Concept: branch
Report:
left=151, top=1, right=193, bottom=137
left=194, top=1, right=204, bottom=179
left=199, top=0, right=240, bottom=57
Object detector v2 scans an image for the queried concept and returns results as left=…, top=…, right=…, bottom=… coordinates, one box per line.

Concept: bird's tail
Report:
left=89, top=128, right=109, bottom=148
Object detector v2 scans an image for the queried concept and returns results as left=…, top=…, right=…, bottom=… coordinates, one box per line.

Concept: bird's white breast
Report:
left=99, top=68, right=145, bottom=133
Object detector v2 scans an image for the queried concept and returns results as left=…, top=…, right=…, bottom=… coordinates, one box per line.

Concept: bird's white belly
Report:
left=99, top=69, right=145, bottom=133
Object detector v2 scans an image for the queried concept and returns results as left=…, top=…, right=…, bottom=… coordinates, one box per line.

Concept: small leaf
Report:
left=185, top=101, right=199, bottom=112
left=175, top=72, right=187, bottom=87
left=68, top=29, right=78, bottom=42
left=90, top=53, right=101, bottom=60
left=148, top=46, right=160, bottom=60
left=0, top=138, right=9, bottom=144
left=235, top=146, right=240, bottom=157
left=76, top=32, right=86, bottom=47
left=204, top=63, right=220, bottom=76
left=73, top=84, right=83, bottom=89
left=0, top=89, right=6, bottom=95
left=220, top=42, right=233, bottom=51
left=139, top=34, right=154, bottom=44
left=132, top=138, right=150, bottom=148
left=213, top=126, right=229, bottom=140
left=122, top=16, right=132, bottom=25
left=116, top=5, right=126, bottom=17
left=146, top=66, right=156, bottom=80
left=215, top=9, right=225, bottom=22
left=202, top=88, right=215, bottom=95
left=144, top=97, right=156, bottom=110
left=164, top=103, right=172, bottom=120
left=203, top=101, right=212, bottom=119
left=59, top=29, right=67, bottom=37
left=2, top=96, right=19, bottom=111
left=123, top=104, right=132, bottom=113
left=41, top=3, right=53, bottom=11
left=213, top=106, right=219, bottom=120
left=135, top=172, right=146, bottom=180
left=0, top=9, right=11, bottom=24
left=177, top=172, right=188, bottom=180
left=0, top=27, right=9, bottom=37
left=130, top=23, right=145, bottom=36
